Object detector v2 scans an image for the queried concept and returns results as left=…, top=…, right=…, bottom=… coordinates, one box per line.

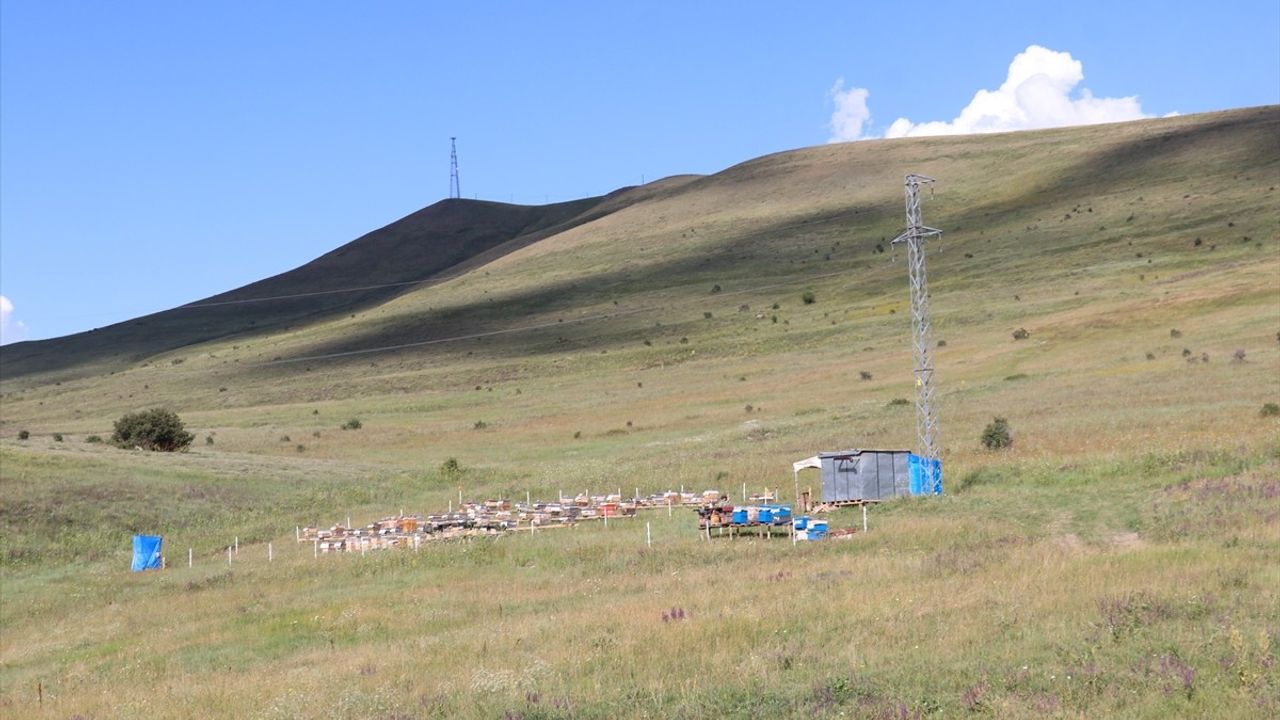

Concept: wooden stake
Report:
left=234, top=536, right=239, bottom=555
left=646, top=522, right=652, bottom=548
left=227, top=546, right=232, bottom=566
left=313, top=539, right=318, bottom=558
left=268, top=542, right=273, bottom=562
left=188, top=548, right=193, bottom=568
left=862, top=505, right=868, bottom=533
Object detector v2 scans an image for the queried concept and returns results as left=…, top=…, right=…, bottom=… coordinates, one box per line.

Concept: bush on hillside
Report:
left=18, top=430, right=29, bottom=440
left=801, top=290, right=816, bottom=305
left=440, top=457, right=462, bottom=476
left=1012, top=328, right=1030, bottom=341
left=53, top=433, right=63, bottom=442
left=85, top=435, right=103, bottom=444
left=1261, top=403, right=1280, bottom=418
left=112, top=408, right=193, bottom=452
left=342, top=418, right=362, bottom=430
left=981, top=417, right=1013, bottom=451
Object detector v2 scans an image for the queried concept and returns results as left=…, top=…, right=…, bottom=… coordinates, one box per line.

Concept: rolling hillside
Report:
left=0, top=106, right=1277, bottom=719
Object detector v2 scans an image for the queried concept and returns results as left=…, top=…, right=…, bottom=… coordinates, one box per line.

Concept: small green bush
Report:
left=440, top=457, right=461, bottom=475
left=53, top=433, right=63, bottom=442
left=1262, top=403, right=1280, bottom=418
left=342, top=418, right=362, bottom=430
left=1012, top=328, right=1030, bottom=341
left=85, top=435, right=103, bottom=444
left=859, top=371, right=873, bottom=381
left=801, top=290, right=816, bottom=305
left=17, top=430, right=29, bottom=440
left=473, top=420, right=488, bottom=430
left=112, top=408, right=193, bottom=452
left=981, top=417, right=1013, bottom=450
left=886, top=398, right=910, bottom=407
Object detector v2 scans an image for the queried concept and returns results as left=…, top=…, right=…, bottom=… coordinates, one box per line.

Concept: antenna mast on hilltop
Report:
left=891, top=174, right=943, bottom=494
left=449, top=137, right=461, bottom=199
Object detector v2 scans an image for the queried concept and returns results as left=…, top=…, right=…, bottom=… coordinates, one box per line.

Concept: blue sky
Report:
left=2, top=1, right=1277, bottom=343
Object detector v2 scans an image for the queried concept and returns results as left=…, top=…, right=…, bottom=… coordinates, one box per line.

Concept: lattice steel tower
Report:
left=449, top=137, right=461, bottom=199
left=891, top=173, right=943, bottom=493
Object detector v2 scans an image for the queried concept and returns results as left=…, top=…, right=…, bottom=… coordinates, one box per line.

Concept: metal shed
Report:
left=793, top=449, right=913, bottom=504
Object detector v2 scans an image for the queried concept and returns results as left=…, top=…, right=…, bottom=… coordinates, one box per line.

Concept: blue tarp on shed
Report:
left=908, top=455, right=943, bottom=495
left=131, top=534, right=163, bottom=572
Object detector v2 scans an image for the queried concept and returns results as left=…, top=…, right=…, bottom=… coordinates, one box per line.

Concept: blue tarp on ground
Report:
left=131, top=534, right=163, bottom=572
left=908, top=454, right=943, bottom=495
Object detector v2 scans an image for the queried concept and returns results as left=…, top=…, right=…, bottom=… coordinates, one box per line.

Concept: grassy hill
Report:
left=0, top=106, right=1277, bottom=719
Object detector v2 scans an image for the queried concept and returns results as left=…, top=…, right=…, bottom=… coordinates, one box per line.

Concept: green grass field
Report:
left=1, top=106, right=1278, bottom=718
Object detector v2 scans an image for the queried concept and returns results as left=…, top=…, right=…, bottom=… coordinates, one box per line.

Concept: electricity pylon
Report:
left=891, top=173, right=942, bottom=493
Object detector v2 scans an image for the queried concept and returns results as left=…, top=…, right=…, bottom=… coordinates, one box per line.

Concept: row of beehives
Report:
left=298, top=489, right=723, bottom=552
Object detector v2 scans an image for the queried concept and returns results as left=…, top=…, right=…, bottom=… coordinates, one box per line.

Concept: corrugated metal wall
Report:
left=818, top=450, right=911, bottom=502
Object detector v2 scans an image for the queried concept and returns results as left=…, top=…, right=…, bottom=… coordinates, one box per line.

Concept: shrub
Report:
left=710, top=284, right=722, bottom=294
left=703, top=312, right=713, bottom=319
left=85, top=435, right=103, bottom=444
left=280, top=435, right=291, bottom=442
left=53, top=433, right=63, bottom=442
left=17, top=430, right=29, bottom=440
left=936, top=339, right=947, bottom=347
left=573, top=431, right=582, bottom=439
left=1170, top=328, right=1182, bottom=338
left=295, top=444, right=306, bottom=453
left=342, top=418, right=362, bottom=430
left=473, top=420, right=488, bottom=430
left=440, top=457, right=461, bottom=475
left=981, top=417, right=1013, bottom=450
left=1232, top=348, right=1246, bottom=363
left=886, top=398, right=910, bottom=407
left=1012, top=328, right=1030, bottom=340
left=801, top=290, right=816, bottom=305
left=112, top=408, right=193, bottom=452
left=744, top=404, right=754, bottom=413
left=205, top=435, right=215, bottom=445
left=1261, top=403, right=1280, bottom=418
left=859, top=371, right=873, bottom=381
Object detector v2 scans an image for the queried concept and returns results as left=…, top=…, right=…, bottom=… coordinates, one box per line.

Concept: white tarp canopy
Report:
left=792, top=456, right=822, bottom=473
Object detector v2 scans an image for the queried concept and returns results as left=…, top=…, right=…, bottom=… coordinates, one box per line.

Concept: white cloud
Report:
left=828, top=79, right=873, bottom=142
left=830, top=45, right=1155, bottom=142
left=0, top=295, right=29, bottom=345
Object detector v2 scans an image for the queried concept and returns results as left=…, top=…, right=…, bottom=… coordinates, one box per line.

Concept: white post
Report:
left=296, top=526, right=300, bottom=542
left=668, top=500, right=672, bottom=517
left=161, top=555, right=166, bottom=570
left=459, top=488, right=463, bottom=506
left=234, top=536, right=238, bottom=555
left=635, top=487, right=640, bottom=501
left=269, top=542, right=273, bottom=562
left=604, top=512, right=609, bottom=528
left=414, top=535, right=420, bottom=552
left=361, top=541, right=366, bottom=557
left=448, top=500, right=453, bottom=513
left=227, top=546, right=232, bottom=566
left=314, top=539, right=318, bottom=558
left=742, top=483, right=747, bottom=502
left=646, top=522, right=652, bottom=548
left=188, top=548, right=193, bottom=568
left=347, top=515, right=351, bottom=529
left=526, top=490, right=531, bottom=505
left=862, top=505, right=868, bottom=533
